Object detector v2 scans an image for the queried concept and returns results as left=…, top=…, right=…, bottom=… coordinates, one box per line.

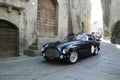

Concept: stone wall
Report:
left=0, top=0, right=37, bottom=55
left=37, top=0, right=69, bottom=48
left=59, top=0, right=91, bottom=36
left=26, top=0, right=91, bottom=49
left=101, top=0, right=111, bottom=39
left=101, top=0, right=120, bottom=41
left=69, top=0, right=91, bottom=34
left=0, top=0, right=91, bottom=56
left=37, top=0, right=91, bottom=48
left=0, top=0, right=26, bottom=55
left=24, top=0, right=38, bottom=49
left=109, top=0, right=120, bottom=33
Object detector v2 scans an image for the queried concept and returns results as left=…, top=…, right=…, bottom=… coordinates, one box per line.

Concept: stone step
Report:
left=32, top=42, right=38, bottom=46
left=29, top=45, right=39, bottom=50
left=24, top=50, right=42, bottom=57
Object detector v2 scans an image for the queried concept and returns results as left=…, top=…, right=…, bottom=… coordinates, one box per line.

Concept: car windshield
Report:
left=64, top=33, right=88, bottom=41
left=76, top=33, right=88, bottom=41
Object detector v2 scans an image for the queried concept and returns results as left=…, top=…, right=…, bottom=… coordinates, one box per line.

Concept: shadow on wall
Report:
left=111, top=20, right=120, bottom=44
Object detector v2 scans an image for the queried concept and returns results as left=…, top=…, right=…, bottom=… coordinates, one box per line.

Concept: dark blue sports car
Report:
left=41, top=33, right=100, bottom=64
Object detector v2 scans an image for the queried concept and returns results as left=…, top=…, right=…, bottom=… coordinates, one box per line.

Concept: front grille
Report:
left=45, top=48, right=60, bottom=57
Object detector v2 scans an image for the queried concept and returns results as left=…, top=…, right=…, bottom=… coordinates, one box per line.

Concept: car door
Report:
left=87, top=35, right=96, bottom=54
left=77, top=40, right=90, bottom=56
left=76, top=34, right=93, bottom=56
left=83, top=40, right=92, bottom=55
left=81, top=35, right=95, bottom=55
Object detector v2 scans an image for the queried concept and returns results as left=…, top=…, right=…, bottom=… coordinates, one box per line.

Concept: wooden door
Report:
left=38, top=0, right=57, bottom=36
left=0, top=20, right=18, bottom=58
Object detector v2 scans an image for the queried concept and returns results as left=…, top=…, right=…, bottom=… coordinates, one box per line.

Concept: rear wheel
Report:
left=93, top=47, right=99, bottom=55
left=67, top=51, right=78, bottom=64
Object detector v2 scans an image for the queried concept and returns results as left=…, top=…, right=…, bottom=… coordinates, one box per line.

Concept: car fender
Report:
left=66, top=45, right=79, bottom=53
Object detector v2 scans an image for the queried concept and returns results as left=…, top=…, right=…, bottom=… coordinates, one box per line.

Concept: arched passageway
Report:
left=0, top=19, right=19, bottom=58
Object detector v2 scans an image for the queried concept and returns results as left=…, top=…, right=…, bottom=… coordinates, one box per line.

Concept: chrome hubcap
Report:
left=70, top=51, right=78, bottom=63
left=91, top=46, right=95, bottom=54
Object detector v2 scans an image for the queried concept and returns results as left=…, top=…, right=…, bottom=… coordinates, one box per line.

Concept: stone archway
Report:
left=0, top=19, right=19, bottom=58
left=37, top=0, right=58, bottom=36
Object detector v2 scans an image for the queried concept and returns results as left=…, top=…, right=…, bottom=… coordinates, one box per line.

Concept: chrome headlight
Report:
left=62, top=49, right=68, bottom=54
left=41, top=47, right=45, bottom=52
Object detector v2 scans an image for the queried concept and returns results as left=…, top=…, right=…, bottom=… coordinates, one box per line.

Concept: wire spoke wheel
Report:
left=91, top=45, right=95, bottom=54
left=68, top=51, right=78, bottom=64
left=94, top=47, right=99, bottom=55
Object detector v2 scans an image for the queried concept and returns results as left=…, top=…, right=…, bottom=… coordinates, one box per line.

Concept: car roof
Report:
left=76, top=33, right=92, bottom=36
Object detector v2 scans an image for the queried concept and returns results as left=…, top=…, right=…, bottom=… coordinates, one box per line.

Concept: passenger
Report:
left=77, top=33, right=88, bottom=41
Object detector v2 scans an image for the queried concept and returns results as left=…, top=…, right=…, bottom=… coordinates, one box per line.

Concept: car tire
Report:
left=67, top=51, right=78, bottom=64
left=93, top=47, right=99, bottom=55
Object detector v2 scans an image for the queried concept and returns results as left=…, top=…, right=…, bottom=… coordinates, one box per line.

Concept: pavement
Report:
left=0, top=41, right=120, bottom=80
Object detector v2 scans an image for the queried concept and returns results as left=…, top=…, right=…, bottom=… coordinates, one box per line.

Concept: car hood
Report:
left=48, top=40, right=82, bottom=49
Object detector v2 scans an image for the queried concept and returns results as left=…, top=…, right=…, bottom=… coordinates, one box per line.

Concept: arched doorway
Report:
left=0, top=20, right=19, bottom=58
left=37, top=0, right=57, bottom=36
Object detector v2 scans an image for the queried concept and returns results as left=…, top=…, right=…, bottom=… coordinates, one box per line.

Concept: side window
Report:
left=88, top=35, right=93, bottom=41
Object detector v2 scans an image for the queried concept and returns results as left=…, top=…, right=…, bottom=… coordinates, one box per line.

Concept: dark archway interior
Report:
left=0, top=19, right=19, bottom=58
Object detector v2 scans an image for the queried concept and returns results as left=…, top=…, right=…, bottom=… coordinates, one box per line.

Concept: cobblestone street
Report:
left=0, top=41, right=120, bottom=80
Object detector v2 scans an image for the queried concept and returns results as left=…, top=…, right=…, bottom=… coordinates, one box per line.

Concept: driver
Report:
left=77, top=33, right=88, bottom=41
left=67, top=33, right=76, bottom=41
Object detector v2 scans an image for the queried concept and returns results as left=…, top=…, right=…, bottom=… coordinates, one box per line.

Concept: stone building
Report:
left=101, top=0, right=120, bottom=43
left=0, top=0, right=91, bottom=58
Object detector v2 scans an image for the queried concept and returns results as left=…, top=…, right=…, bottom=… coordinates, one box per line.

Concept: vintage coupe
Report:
left=41, top=33, right=100, bottom=64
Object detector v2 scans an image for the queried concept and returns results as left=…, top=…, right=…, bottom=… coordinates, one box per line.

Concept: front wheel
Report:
left=91, top=45, right=95, bottom=54
left=66, top=51, right=78, bottom=64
